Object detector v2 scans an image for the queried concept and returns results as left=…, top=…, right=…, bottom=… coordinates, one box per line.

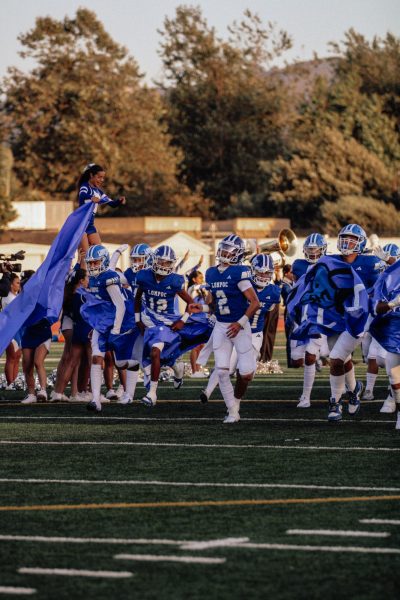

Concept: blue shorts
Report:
left=72, top=323, right=92, bottom=345
left=85, top=216, right=97, bottom=236
left=21, top=323, right=52, bottom=350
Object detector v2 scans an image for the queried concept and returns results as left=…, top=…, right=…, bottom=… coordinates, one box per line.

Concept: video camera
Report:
left=0, top=250, right=26, bottom=274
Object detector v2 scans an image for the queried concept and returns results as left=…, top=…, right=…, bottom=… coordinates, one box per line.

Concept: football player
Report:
left=289, top=234, right=329, bottom=407
left=192, top=235, right=260, bottom=423
left=134, top=245, right=194, bottom=407
left=82, top=245, right=140, bottom=412
left=199, top=254, right=280, bottom=404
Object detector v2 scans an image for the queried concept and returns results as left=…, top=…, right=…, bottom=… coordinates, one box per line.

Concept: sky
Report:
left=1, top=0, right=399, bottom=82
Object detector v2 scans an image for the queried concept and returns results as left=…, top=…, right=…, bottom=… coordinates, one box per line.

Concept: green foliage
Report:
left=0, top=9, right=198, bottom=215
left=0, top=145, right=16, bottom=228
left=158, top=6, right=292, bottom=217
left=321, top=195, right=400, bottom=235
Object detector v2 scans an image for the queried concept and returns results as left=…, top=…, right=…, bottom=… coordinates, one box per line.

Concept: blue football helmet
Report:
left=130, top=243, right=152, bottom=272
left=251, top=254, right=274, bottom=288
left=383, top=243, right=400, bottom=260
left=85, top=244, right=110, bottom=277
left=216, top=234, right=245, bottom=265
left=303, top=233, right=327, bottom=263
left=337, top=224, right=367, bottom=256
left=152, top=245, right=176, bottom=276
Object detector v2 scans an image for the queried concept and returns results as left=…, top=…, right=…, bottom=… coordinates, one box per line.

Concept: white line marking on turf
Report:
left=0, top=416, right=394, bottom=424
left=18, top=568, right=133, bottom=579
left=237, top=543, right=400, bottom=555
left=0, top=441, right=397, bottom=452
left=180, top=538, right=249, bottom=550
left=0, top=535, right=243, bottom=548
left=360, top=519, right=400, bottom=525
left=114, top=554, right=226, bottom=564
left=0, top=587, right=36, bottom=595
left=286, top=529, right=390, bottom=538
left=0, top=479, right=399, bottom=493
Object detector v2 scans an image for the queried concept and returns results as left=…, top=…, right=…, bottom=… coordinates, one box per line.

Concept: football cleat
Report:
left=328, top=398, right=343, bottom=422
left=348, top=381, right=363, bottom=415
left=86, top=400, right=101, bottom=413
left=118, top=392, right=133, bottom=405
left=199, top=389, right=209, bottom=404
left=223, top=403, right=240, bottom=424
left=141, top=394, right=156, bottom=407
left=105, top=389, right=119, bottom=400
left=173, top=361, right=185, bottom=389
left=297, top=395, right=311, bottom=408
left=361, top=388, right=374, bottom=401
left=21, top=394, right=37, bottom=405
left=380, top=395, right=396, bottom=414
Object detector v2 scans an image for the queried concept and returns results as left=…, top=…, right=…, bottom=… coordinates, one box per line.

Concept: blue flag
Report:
left=370, top=260, right=400, bottom=353
left=287, top=255, right=369, bottom=341
left=0, top=202, right=95, bottom=356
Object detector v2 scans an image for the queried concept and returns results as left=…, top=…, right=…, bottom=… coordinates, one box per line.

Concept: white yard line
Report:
left=18, top=568, right=133, bottom=579
left=360, top=519, right=400, bottom=525
left=0, top=535, right=245, bottom=548
left=0, top=479, right=399, bottom=493
left=237, top=543, right=400, bottom=554
left=0, top=416, right=394, bottom=424
left=0, top=588, right=36, bottom=596
left=114, top=553, right=225, bottom=564
left=0, top=440, right=398, bottom=451
left=286, top=529, right=390, bottom=538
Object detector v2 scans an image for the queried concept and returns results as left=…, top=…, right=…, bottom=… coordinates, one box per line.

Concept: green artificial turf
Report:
left=0, top=335, right=399, bottom=599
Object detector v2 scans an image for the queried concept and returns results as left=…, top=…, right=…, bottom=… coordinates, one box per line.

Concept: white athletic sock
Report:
left=302, top=364, right=316, bottom=401
left=126, top=368, right=139, bottom=399
left=149, top=381, right=158, bottom=398
left=205, top=368, right=219, bottom=398
left=392, top=388, right=400, bottom=405
left=345, top=365, right=356, bottom=392
left=218, top=369, right=235, bottom=409
left=366, top=372, right=377, bottom=392
left=330, top=374, right=346, bottom=403
left=90, top=364, right=102, bottom=403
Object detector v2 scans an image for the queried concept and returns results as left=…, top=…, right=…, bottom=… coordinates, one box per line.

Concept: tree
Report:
left=0, top=9, right=200, bottom=215
left=320, top=195, right=400, bottom=236
left=0, top=146, right=16, bottom=229
left=158, top=6, right=292, bottom=217
left=263, top=127, right=397, bottom=228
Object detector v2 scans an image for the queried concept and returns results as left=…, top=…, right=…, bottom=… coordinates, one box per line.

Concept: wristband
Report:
left=181, top=312, right=190, bottom=323
left=135, top=312, right=141, bottom=323
left=202, top=305, right=210, bottom=313
left=237, top=315, right=249, bottom=329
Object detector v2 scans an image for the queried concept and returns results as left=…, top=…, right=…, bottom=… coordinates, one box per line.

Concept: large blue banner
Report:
left=0, top=202, right=95, bottom=355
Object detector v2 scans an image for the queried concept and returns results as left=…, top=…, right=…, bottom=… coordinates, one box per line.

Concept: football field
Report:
left=0, top=335, right=399, bottom=599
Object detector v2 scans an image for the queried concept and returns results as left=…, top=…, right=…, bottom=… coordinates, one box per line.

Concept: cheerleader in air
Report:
left=77, top=163, right=126, bottom=255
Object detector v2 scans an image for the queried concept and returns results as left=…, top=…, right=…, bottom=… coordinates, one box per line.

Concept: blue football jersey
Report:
left=124, top=268, right=138, bottom=295
left=88, top=269, right=121, bottom=301
left=136, top=268, right=185, bottom=324
left=206, top=264, right=252, bottom=323
left=250, top=283, right=281, bottom=333
left=292, top=259, right=310, bottom=281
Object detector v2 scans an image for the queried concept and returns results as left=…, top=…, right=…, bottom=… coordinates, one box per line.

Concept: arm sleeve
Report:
left=238, top=280, right=252, bottom=292
left=99, top=194, right=121, bottom=208
left=107, top=284, right=126, bottom=333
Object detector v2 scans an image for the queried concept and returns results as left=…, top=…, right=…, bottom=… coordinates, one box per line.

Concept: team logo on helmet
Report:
left=85, top=244, right=110, bottom=277
left=152, top=245, right=176, bottom=276
left=216, top=235, right=245, bottom=265
left=383, top=243, right=400, bottom=260
left=303, top=233, right=327, bottom=263
left=337, top=224, right=367, bottom=256
left=251, top=254, right=274, bottom=288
